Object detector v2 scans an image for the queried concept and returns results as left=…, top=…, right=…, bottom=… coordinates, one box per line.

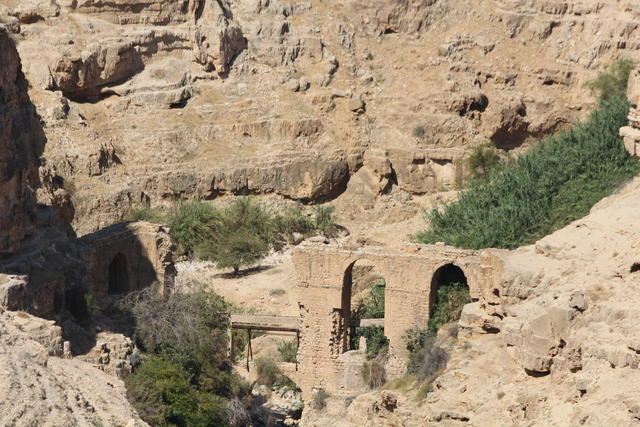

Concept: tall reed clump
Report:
left=417, top=95, right=639, bottom=249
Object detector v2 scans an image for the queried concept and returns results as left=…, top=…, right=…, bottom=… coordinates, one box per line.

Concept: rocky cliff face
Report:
left=4, top=0, right=640, bottom=234
left=0, top=26, right=44, bottom=257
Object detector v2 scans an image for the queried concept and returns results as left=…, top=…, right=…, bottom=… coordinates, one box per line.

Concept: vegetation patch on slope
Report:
left=417, top=95, right=639, bottom=249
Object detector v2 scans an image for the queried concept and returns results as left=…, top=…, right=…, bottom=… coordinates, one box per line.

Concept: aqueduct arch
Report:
left=340, top=259, right=388, bottom=354
left=292, top=243, right=491, bottom=396
left=429, top=263, right=469, bottom=315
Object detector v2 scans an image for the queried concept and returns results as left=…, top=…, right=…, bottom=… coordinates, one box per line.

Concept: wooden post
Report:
left=246, top=329, right=253, bottom=372
left=295, top=331, right=300, bottom=371
left=228, top=326, right=234, bottom=362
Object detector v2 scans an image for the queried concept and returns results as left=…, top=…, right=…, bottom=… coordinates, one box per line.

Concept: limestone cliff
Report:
left=4, top=0, right=640, bottom=234
left=0, top=26, right=44, bottom=257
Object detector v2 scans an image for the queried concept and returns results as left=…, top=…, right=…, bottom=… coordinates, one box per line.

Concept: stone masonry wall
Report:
left=291, top=243, right=499, bottom=397
left=79, top=221, right=175, bottom=298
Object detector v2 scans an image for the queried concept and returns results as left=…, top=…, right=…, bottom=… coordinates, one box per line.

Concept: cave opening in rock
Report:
left=108, top=253, right=130, bottom=295
left=428, top=263, right=471, bottom=333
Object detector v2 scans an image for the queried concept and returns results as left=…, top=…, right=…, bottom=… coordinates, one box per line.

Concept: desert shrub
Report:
left=269, top=288, right=286, bottom=297
left=361, top=359, right=386, bottom=389
left=585, top=59, right=635, bottom=101
left=404, top=328, right=449, bottom=381
left=124, top=204, right=165, bottom=223
left=312, top=389, right=330, bottom=410
left=413, top=125, right=426, bottom=138
left=466, top=142, right=503, bottom=180
left=122, top=282, right=250, bottom=426
left=255, top=356, right=283, bottom=388
left=428, top=282, right=471, bottom=333
left=277, top=340, right=297, bottom=363
left=167, top=201, right=222, bottom=257
left=271, top=205, right=315, bottom=242
left=417, top=95, right=640, bottom=249
left=353, top=279, right=385, bottom=320
left=353, top=326, right=389, bottom=360
left=314, top=205, right=337, bottom=237
left=274, top=375, right=298, bottom=390
left=125, top=355, right=228, bottom=427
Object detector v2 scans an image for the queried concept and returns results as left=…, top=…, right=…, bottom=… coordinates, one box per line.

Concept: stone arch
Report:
left=108, top=253, right=130, bottom=295
left=429, top=263, right=470, bottom=328
left=341, top=259, right=387, bottom=353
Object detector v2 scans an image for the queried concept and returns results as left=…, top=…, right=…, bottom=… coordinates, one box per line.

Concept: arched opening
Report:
left=341, top=260, right=388, bottom=357
left=108, top=253, right=130, bottom=294
left=428, top=263, right=471, bottom=333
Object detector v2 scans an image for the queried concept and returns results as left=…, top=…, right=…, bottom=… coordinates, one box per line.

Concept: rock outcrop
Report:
left=4, top=0, right=640, bottom=233
left=0, top=26, right=45, bottom=257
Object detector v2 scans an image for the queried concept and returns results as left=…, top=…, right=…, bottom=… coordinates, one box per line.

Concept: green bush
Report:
left=413, top=125, right=426, bottom=138
left=585, top=59, right=635, bottom=101
left=428, top=282, right=471, bottom=333
left=125, top=355, right=228, bottom=427
left=352, top=326, right=389, bottom=360
left=277, top=340, right=297, bottom=363
left=272, top=205, right=315, bottom=242
left=167, top=201, right=222, bottom=257
left=122, top=283, right=250, bottom=426
left=353, top=280, right=385, bottom=320
left=121, top=198, right=338, bottom=272
left=403, top=328, right=448, bottom=381
left=66, top=285, right=97, bottom=325
left=314, top=205, right=337, bottom=237
left=417, top=95, right=640, bottom=249
left=124, top=204, right=165, bottom=223
left=465, top=142, right=504, bottom=181
left=255, top=356, right=283, bottom=388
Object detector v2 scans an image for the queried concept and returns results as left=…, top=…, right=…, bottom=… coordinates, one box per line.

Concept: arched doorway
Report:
left=341, top=260, right=388, bottom=357
left=428, top=263, right=471, bottom=333
left=108, top=253, right=129, bottom=294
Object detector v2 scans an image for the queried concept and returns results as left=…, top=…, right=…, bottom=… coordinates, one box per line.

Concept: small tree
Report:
left=200, top=228, right=270, bottom=275
left=198, top=198, right=273, bottom=275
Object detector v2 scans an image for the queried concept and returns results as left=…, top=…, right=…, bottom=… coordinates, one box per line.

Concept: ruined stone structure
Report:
left=620, top=66, right=640, bottom=157
left=79, top=221, right=175, bottom=298
left=291, top=242, right=502, bottom=396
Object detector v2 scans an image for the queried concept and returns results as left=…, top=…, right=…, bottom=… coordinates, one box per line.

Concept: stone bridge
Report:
left=291, top=242, right=502, bottom=396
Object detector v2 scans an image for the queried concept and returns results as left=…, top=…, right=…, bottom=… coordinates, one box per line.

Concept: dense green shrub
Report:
left=353, top=280, right=385, bottom=320
left=122, top=283, right=250, bottom=426
left=125, top=355, right=228, bottom=427
left=272, top=205, right=316, bottom=242
left=125, top=198, right=338, bottom=273
left=427, top=282, right=471, bottom=333
left=314, top=205, right=337, bottom=237
left=417, top=95, right=640, bottom=249
left=167, top=201, right=222, bottom=257
left=465, top=142, right=504, bottom=181
left=277, top=340, right=298, bottom=363
left=403, top=328, right=448, bottom=381
left=254, top=355, right=298, bottom=390
left=355, top=326, right=389, bottom=360
left=585, top=59, right=635, bottom=101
